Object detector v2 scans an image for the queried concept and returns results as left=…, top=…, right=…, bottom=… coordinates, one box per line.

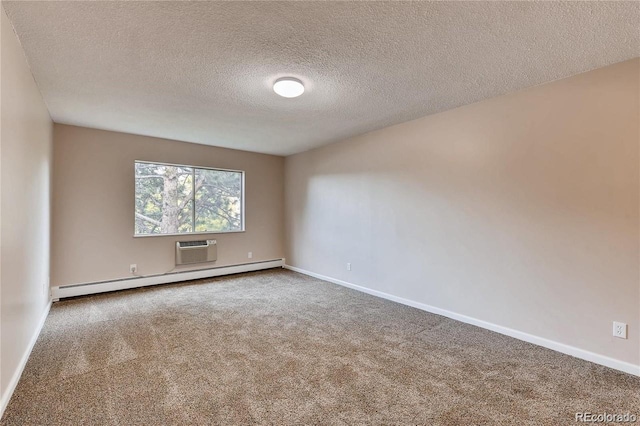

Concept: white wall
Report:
left=285, top=59, right=639, bottom=369
left=0, top=7, right=53, bottom=414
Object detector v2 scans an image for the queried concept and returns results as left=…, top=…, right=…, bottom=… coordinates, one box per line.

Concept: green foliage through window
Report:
left=135, top=161, right=243, bottom=235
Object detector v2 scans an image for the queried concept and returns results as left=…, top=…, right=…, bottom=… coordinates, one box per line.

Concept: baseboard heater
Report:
left=51, top=258, right=284, bottom=300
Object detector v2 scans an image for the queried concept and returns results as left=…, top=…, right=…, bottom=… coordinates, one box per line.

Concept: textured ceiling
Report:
left=3, top=1, right=639, bottom=156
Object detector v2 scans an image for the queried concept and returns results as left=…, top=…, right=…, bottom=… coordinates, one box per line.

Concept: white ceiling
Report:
left=3, top=1, right=639, bottom=156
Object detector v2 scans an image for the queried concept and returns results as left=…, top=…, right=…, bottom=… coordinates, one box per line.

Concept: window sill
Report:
left=133, top=230, right=245, bottom=238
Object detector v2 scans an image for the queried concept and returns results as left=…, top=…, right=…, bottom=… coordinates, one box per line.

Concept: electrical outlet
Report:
left=347, top=263, right=351, bottom=271
left=130, top=264, right=137, bottom=274
left=248, top=252, right=253, bottom=259
left=613, top=322, right=627, bottom=339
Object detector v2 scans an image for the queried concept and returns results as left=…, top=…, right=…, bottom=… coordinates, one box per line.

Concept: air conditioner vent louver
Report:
left=179, top=240, right=208, bottom=248
left=176, top=240, right=217, bottom=265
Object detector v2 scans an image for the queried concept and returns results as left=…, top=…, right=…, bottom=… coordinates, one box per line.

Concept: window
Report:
left=134, top=161, right=244, bottom=236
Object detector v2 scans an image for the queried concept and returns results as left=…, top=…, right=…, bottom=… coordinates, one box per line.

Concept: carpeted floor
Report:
left=2, top=269, right=638, bottom=425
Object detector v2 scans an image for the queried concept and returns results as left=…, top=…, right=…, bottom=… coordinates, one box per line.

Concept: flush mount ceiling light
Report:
left=273, top=77, right=305, bottom=98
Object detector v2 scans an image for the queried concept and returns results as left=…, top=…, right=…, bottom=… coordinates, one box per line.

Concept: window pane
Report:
left=135, top=162, right=193, bottom=235
left=194, top=169, right=242, bottom=232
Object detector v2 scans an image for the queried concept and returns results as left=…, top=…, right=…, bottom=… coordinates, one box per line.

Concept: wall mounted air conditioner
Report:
left=175, top=240, right=217, bottom=265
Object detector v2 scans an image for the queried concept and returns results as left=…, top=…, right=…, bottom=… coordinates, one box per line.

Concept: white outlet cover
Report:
left=613, top=322, right=627, bottom=339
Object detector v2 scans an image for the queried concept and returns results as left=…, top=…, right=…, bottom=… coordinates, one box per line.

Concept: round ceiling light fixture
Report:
left=273, top=77, right=305, bottom=98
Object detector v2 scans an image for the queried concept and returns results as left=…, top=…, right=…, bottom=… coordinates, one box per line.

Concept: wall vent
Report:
left=175, top=240, right=217, bottom=265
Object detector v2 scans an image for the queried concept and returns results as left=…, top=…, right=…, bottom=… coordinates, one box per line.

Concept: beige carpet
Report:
left=2, top=269, right=638, bottom=425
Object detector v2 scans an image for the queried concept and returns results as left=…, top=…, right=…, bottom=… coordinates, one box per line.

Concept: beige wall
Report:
left=52, top=124, right=284, bottom=287
left=285, top=59, right=640, bottom=366
left=0, top=7, right=53, bottom=408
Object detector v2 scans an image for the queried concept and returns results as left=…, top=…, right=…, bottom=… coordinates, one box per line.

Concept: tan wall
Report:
left=1, top=8, right=53, bottom=406
left=285, top=59, right=640, bottom=366
left=52, top=125, right=284, bottom=287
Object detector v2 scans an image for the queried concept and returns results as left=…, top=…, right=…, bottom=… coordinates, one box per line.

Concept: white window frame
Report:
left=134, top=160, right=245, bottom=237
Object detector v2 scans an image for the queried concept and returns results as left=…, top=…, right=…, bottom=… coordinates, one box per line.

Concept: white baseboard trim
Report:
left=284, top=264, right=640, bottom=377
left=52, top=259, right=284, bottom=300
left=0, top=299, right=52, bottom=419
